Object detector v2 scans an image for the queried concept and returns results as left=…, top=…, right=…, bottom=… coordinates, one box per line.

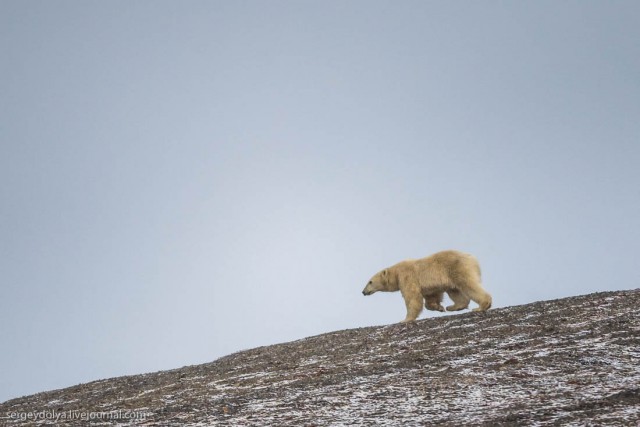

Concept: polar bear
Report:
left=362, top=250, right=492, bottom=323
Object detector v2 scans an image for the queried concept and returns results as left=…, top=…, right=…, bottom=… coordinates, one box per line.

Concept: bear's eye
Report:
left=368, top=281, right=372, bottom=285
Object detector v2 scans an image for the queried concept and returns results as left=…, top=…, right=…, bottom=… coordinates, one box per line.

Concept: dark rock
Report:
left=1, top=289, right=639, bottom=426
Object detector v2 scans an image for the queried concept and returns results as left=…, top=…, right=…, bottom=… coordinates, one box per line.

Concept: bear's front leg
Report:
left=400, top=285, right=424, bottom=323
left=423, top=291, right=445, bottom=312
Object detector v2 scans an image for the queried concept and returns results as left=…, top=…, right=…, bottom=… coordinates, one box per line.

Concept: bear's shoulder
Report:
left=389, top=260, right=418, bottom=280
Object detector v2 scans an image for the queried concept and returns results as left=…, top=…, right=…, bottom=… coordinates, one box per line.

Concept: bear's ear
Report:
left=382, top=269, right=387, bottom=276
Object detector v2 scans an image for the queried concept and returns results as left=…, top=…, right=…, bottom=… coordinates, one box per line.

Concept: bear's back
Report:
left=414, top=250, right=480, bottom=283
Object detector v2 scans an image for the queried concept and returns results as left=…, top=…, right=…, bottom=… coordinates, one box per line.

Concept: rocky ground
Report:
left=2, top=289, right=639, bottom=426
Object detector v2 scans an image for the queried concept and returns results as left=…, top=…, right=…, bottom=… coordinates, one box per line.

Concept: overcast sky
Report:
left=1, top=1, right=639, bottom=403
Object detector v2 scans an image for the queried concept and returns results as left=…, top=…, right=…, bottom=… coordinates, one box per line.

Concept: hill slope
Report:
left=2, top=289, right=639, bottom=426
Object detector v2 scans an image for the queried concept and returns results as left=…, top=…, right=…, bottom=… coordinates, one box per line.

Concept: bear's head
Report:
left=362, top=269, right=393, bottom=295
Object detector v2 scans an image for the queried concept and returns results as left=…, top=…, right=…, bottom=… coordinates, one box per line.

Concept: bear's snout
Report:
left=362, top=281, right=374, bottom=296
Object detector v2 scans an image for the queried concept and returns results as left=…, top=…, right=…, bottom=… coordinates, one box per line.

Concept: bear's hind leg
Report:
left=464, top=284, right=492, bottom=312
left=423, top=291, right=445, bottom=312
left=446, top=289, right=470, bottom=311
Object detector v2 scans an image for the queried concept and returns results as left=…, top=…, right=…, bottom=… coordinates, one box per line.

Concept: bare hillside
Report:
left=2, top=289, right=639, bottom=426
